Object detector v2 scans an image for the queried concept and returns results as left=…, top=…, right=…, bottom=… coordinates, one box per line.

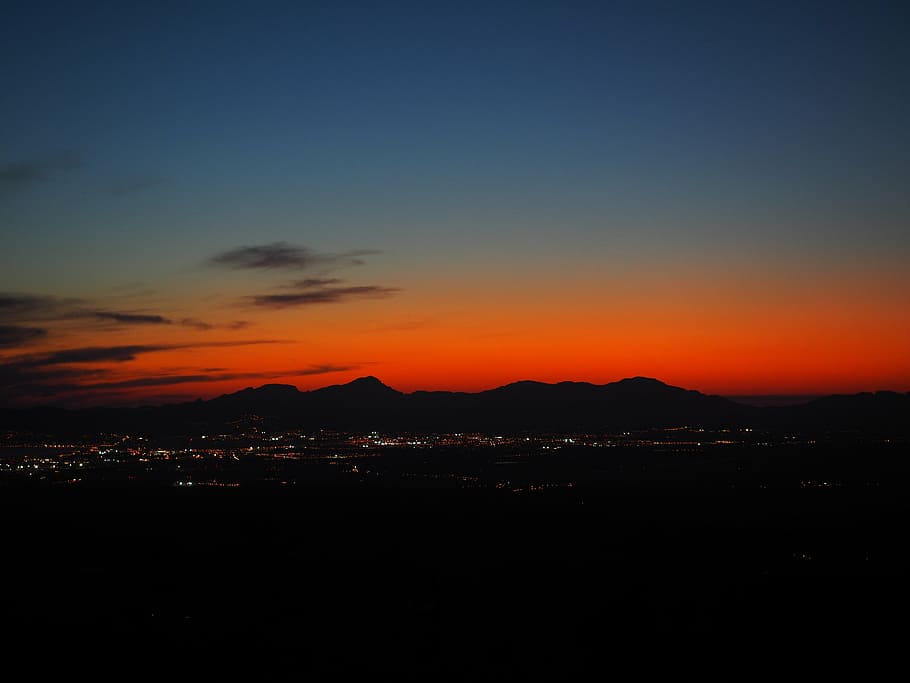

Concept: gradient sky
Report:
left=2, top=0, right=909, bottom=406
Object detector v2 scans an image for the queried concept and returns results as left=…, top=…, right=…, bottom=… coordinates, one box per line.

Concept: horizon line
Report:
left=8, top=374, right=908, bottom=411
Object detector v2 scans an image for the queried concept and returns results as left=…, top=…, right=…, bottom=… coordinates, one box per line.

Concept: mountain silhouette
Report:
left=314, top=375, right=402, bottom=399
left=1, top=376, right=908, bottom=437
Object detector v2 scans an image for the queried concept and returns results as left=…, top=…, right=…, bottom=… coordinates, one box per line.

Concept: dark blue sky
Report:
left=5, top=3, right=908, bottom=266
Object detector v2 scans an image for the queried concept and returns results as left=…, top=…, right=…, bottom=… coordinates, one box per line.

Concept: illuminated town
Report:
left=1, top=424, right=882, bottom=494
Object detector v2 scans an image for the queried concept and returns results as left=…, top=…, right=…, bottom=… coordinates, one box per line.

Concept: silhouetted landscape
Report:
left=2, top=377, right=908, bottom=678
left=6, top=1, right=910, bottom=678
left=4, top=375, right=909, bottom=437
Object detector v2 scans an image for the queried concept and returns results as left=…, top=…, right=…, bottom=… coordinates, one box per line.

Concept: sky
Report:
left=2, top=0, right=909, bottom=406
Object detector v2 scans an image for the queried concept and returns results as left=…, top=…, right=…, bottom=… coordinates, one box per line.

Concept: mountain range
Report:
left=2, top=376, right=908, bottom=437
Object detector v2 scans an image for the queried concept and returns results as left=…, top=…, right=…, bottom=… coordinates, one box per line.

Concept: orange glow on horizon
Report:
left=5, top=259, right=909, bottom=406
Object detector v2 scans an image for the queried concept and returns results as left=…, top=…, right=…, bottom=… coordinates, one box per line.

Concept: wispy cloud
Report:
left=0, top=339, right=286, bottom=399
left=289, top=364, right=356, bottom=376
left=0, top=293, right=47, bottom=313
left=206, top=245, right=397, bottom=311
left=86, top=363, right=356, bottom=390
left=209, top=242, right=379, bottom=271
left=249, top=286, right=399, bottom=308
left=0, top=292, right=254, bottom=353
left=0, top=325, right=47, bottom=348
left=93, top=311, right=172, bottom=325
left=0, top=151, right=83, bottom=191
left=3, top=361, right=358, bottom=402
left=8, top=339, right=280, bottom=366
left=0, top=365, right=111, bottom=399
left=1, top=294, right=173, bottom=327
left=0, top=293, right=80, bottom=321
left=79, top=373, right=261, bottom=391
left=179, top=317, right=212, bottom=330
left=289, top=278, right=344, bottom=289
left=37, top=346, right=159, bottom=365
left=179, top=318, right=252, bottom=331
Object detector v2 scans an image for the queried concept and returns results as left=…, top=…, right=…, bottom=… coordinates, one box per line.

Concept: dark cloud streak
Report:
left=0, top=293, right=78, bottom=320
left=290, top=278, right=344, bottom=289
left=0, top=340, right=286, bottom=399
left=249, top=286, right=399, bottom=308
left=180, top=318, right=212, bottom=330
left=0, top=325, right=48, bottom=348
left=85, top=374, right=250, bottom=390
left=1, top=294, right=174, bottom=327
left=16, top=345, right=173, bottom=366
left=291, top=364, right=355, bottom=376
left=180, top=318, right=252, bottom=331
left=93, top=311, right=172, bottom=325
left=4, top=340, right=284, bottom=371
left=0, top=151, right=83, bottom=190
left=85, top=364, right=356, bottom=390
left=209, top=242, right=379, bottom=271
left=0, top=293, right=253, bottom=356
left=6, top=363, right=358, bottom=400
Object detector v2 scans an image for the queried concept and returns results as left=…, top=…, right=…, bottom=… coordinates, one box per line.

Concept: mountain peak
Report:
left=497, top=379, right=548, bottom=390
left=347, top=375, right=388, bottom=387
left=259, top=383, right=300, bottom=391
left=231, top=383, right=300, bottom=396
left=615, top=376, right=668, bottom=387
left=315, top=375, right=401, bottom=397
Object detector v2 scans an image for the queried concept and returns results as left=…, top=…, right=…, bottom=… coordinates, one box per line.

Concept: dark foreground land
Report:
left=2, top=440, right=908, bottom=679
